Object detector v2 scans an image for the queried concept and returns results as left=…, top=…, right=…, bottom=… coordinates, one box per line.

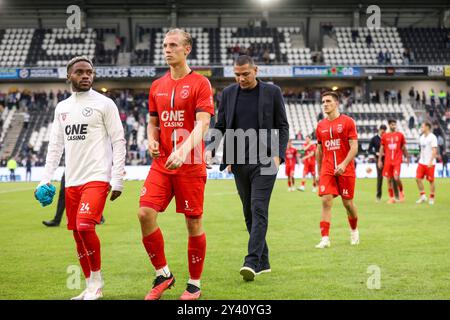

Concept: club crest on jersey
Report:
left=82, top=107, right=93, bottom=117
left=61, top=113, right=69, bottom=121
left=337, top=124, right=343, bottom=133
left=180, top=89, right=190, bottom=99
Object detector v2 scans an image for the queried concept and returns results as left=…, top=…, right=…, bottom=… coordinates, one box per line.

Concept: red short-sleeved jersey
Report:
left=148, top=71, right=215, bottom=176
left=285, top=147, right=298, bottom=167
left=381, top=131, right=406, bottom=164
left=303, top=143, right=316, bottom=165
left=316, top=114, right=358, bottom=177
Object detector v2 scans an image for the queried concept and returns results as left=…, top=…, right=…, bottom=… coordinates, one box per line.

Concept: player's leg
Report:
left=174, top=175, right=207, bottom=299
left=311, top=165, right=317, bottom=192
left=342, top=199, right=359, bottom=245
left=66, top=186, right=91, bottom=300
left=299, top=166, right=307, bottom=191
left=139, top=170, right=174, bottom=300
left=428, top=166, right=436, bottom=205
left=383, top=164, right=395, bottom=203
left=415, top=165, right=427, bottom=203
left=394, top=163, right=404, bottom=201
left=181, top=217, right=206, bottom=300
left=338, top=175, right=359, bottom=245
left=76, top=181, right=109, bottom=300
left=316, top=194, right=333, bottom=248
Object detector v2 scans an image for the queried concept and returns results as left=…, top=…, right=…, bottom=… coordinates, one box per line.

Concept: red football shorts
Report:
left=416, top=163, right=435, bottom=182
left=65, top=181, right=110, bottom=231
left=303, top=162, right=316, bottom=176
left=382, top=162, right=401, bottom=178
left=140, top=168, right=206, bottom=218
left=318, top=174, right=355, bottom=200
left=285, top=163, right=295, bottom=177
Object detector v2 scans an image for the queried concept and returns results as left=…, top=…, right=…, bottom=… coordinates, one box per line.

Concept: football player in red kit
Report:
left=285, top=140, right=299, bottom=191
left=137, top=29, right=214, bottom=300
left=298, top=135, right=317, bottom=192
left=315, top=91, right=359, bottom=248
left=378, top=119, right=409, bottom=203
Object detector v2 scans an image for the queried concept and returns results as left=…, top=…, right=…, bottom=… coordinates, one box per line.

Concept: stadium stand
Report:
left=398, top=27, right=450, bottom=65
left=323, top=27, right=404, bottom=65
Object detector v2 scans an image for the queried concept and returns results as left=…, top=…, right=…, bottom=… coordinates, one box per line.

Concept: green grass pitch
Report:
left=1, top=178, right=449, bottom=300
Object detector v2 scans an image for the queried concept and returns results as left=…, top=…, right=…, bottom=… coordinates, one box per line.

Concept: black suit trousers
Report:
left=231, top=164, right=277, bottom=270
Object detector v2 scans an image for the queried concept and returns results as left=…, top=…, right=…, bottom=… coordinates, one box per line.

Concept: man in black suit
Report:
left=208, top=55, right=289, bottom=281
left=368, top=125, right=387, bottom=202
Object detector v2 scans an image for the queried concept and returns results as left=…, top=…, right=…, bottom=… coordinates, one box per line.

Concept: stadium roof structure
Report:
left=1, top=0, right=448, bottom=11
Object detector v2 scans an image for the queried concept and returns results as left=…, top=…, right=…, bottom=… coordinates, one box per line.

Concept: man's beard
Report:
left=72, top=82, right=91, bottom=92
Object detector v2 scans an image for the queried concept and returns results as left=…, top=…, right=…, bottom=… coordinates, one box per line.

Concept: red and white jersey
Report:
left=419, top=132, right=438, bottom=165
left=149, top=71, right=214, bottom=176
left=316, top=114, right=358, bottom=177
left=285, top=147, right=298, bottom=166
left=303, top=143, right=316, bottom=165
left=381, top=131, right=406, bottom=164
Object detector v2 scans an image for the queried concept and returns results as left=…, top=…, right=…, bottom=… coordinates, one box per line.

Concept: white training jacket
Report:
left=40, top=88, right=126, bottom=191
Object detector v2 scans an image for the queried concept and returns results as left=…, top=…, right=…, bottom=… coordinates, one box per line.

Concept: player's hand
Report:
left=110, top=190, right=122, bottom=201
left=165, top=150, right=186, bottom=170
left=148, top=140, right=160, bottom=159
left=108, top=185, right=122, bottom=201
left=273, top=156, right=281, bottom=170
left=377, top=160, right=383, bottom=169
left=405, top=157, right=410, bottom=166
left=334, top=162, right=346, bottom=176
left=205, top=150, right=213, bottom=169
left=428, top=162, right=433, bottom=168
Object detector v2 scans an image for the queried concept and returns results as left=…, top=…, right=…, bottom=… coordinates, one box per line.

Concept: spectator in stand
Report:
left=409, top=87, right=415, bottom=105
left=365, top=33, right=373, bottom=48
left=351, top=28, right=359, bottom=42
left=263, top=49, right=271, bottom=64
left=438, top=90, right=446, bottom=106
left=447, top=90, right=450, bottom=109
left=385, top=50, right=392, bottom=64
left=397, top=90, right=402, bottom=105
left=384, top=89, right=390, bottom=104
left=422, top=91, right=426, bottom=106
left=429, top=89, right=436, bottom=108
left=377, top=51, right=384, bottom=64
left=408, top=116, right=415, bottom=130
left=23, top=110, right=30, bottom=129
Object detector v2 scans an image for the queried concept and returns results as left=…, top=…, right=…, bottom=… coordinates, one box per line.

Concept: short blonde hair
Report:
left=165, top=28, right=193, bottom=47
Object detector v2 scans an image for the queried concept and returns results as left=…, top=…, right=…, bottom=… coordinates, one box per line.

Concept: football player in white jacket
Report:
left=35, top=56, right=126, bottom=300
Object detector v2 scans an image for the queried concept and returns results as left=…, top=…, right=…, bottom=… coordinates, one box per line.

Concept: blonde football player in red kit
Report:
left=378, top=119, right=409, bottom=203
left=315, top=91, right=359, bottom=248
left=285, top=140, right=299, bottom=191
left=298, top=135, right=317, bottom=192
left=137, top=29, right=214, bottom=300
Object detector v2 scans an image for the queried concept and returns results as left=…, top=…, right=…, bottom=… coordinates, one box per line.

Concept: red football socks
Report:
left=73, top=231, right=91, bottom=278
left=188, top=233, right=206, bottom=280
left=397, top=181, right=404, bottom=192
left=142, top=228, right=167, bottom=270
left=388, top=187, right=394, bottom=198
left=320, top=221, right=330, bottom=237
left=78, top=230, right=101, bottom=272
left=430, top=193, right=435, bottom=199
left=348, top=216, right=358, bottom=230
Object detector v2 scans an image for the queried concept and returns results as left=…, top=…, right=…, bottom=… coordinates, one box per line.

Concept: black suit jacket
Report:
left=214, top=80, right=289, bottom=171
